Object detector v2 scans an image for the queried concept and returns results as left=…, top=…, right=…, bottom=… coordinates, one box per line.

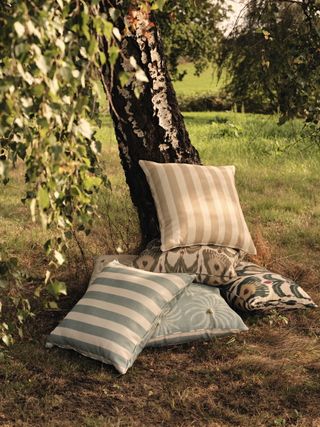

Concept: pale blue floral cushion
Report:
left=46, top=261, right=194, bottom=374
left=147, top=284, right=248, bottom=347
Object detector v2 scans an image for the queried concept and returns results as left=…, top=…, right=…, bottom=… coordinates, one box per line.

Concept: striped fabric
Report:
left=46, top=260, right=194, bottom=374
left=139, top=160, right=256, bottom=255
left=89, top=254, right=135, bottom=286
left=147, top=284, right=248, bottom=347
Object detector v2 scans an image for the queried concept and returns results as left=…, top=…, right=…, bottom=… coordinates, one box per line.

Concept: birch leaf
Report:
left=135, top=68, right=149, bottom=83
left=54, top=250, right=65, bottom=265
left=35, top=55, right=49, bottom=74
left=78, top=118, right=93, bottom=139
left=14, top=22, right=25, bottom=37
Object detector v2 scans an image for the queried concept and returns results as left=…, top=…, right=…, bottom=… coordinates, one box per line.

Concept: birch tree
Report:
left=101, top=1, right=201, bottom=244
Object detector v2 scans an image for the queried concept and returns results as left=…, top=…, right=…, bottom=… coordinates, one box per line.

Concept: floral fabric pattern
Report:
left=147, top=284, right=248, bottom=347
left=221, top=262, right=317, bottom=312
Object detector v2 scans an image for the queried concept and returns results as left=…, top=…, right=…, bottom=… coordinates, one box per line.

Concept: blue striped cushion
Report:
left=46, top=260, right=194, bottom=374
left=147, top=284, right=248, bottom=347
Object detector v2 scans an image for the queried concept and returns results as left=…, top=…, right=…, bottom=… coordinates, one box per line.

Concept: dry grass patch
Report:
left=1, top=318, right=320, bottom=426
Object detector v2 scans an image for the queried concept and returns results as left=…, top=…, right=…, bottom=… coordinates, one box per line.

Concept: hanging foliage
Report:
left=0, top=0, right=166, bottom=345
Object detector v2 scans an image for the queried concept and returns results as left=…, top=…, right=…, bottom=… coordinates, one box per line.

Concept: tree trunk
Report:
left=101, top=3, right=201, bottom=247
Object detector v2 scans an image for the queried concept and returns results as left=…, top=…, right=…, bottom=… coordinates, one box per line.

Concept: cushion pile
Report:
left=47, top=160, right=317, bottom=374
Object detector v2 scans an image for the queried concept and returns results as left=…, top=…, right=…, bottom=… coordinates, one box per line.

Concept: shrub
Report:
left=177, top=92, right=276, bottom=114
left=177, top=92, right=232, bottom=112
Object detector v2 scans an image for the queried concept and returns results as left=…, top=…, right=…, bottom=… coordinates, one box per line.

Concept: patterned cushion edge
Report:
left=221, top=262, right=317, bottom=312
left=147, top=327, right=248, bottom=347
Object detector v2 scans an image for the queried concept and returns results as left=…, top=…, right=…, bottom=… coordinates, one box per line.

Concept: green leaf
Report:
left=103, top=21, right=113, bottom=40
left=81, top=11, right=90, bottom=40
left=0, top=0, right=110, bottom=344
left=54, top=250, right=65, bottom=265
left=119, top=71, right=129, bottom=87
left=99, top=51, right=106, bottom=65
left=77, top=118, right=93, bottom=139
left=151, top=0, right=166, bottom=11
left=70, top=185, right=81, bottom=196
left=14, top=22, right=25, bottom=38
left=38, top=187, right=50, bottom=209
left=44, top=239, right=52, bottom=255
left=47, top=301, right=58, bottom=309
left=112, top=27, right=121, bottom=41
left=108, top=8, right=120, bottom=22
left=0, top=280, right=7, bottom=289
left=2, top=334, right=12, bottom=346
left=90, top=140, right=101, bottom=155
left=82, top=174, right=102, bottom=191
left=35, top=54, right=49, bottom=74
left=88, top=38, right=98, bottom=57
left=108, top=46, right=120, bottom=66
left=48, top=280, right=67, bottom=297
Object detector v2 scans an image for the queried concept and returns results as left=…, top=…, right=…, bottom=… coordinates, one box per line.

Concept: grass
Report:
left=1, top=111, right=320, bottom=426
left=173, top=63, right=227, bottom=96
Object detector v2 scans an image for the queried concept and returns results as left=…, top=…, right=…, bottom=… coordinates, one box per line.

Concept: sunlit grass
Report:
left=173, top=63, right=227, bottom=96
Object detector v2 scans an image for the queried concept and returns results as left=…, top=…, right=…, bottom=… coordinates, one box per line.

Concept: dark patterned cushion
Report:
left=221, top=262, right=317, bottom=312
left=133, top=240, right=244, bottom=286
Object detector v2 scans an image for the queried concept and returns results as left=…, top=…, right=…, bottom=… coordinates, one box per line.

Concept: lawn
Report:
left=173, top=63, right=227, bottom=96
left=1, top=111, right=320, bottom=426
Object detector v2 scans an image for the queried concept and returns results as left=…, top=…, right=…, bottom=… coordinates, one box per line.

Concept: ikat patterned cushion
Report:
left=147, top=284, right=248, bottom=347
left=221, top=262, right=317, bottom=312
left=133, top=240, right=244, bottom=286
left=46, top=261, right=194, bottom=374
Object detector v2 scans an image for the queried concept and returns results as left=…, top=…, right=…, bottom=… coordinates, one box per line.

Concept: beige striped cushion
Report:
left=139, top=161, right=256, bottom=255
